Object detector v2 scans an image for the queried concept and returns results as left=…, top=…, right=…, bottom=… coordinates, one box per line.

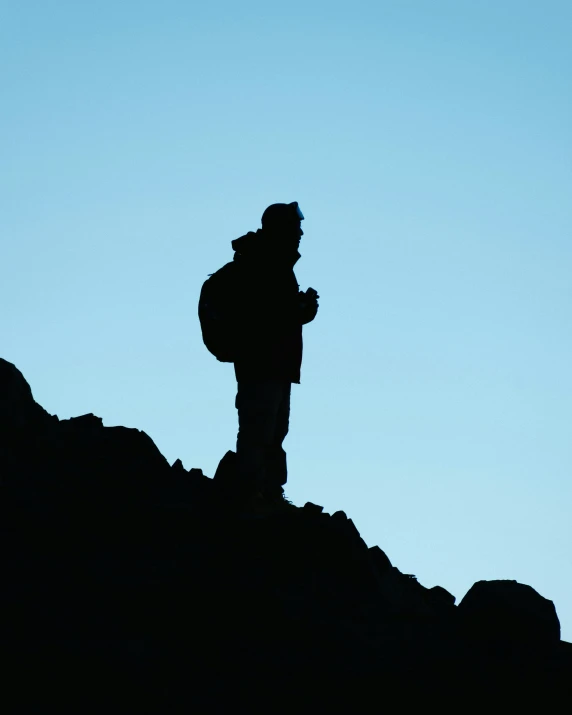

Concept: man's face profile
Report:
left=262, top=202, right=304, bottom=243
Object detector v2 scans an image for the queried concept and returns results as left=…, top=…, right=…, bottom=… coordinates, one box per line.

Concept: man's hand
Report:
left=299, top=287, right=319, bottom=324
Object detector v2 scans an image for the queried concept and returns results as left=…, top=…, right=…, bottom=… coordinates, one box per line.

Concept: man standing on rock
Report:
left=232, top=202, right=318, bottom=504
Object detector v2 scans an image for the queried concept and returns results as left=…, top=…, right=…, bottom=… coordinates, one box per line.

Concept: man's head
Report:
left=261, top=202, right=304, bottom=249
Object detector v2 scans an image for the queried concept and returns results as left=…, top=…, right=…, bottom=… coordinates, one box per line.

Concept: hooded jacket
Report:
left=231, top=229, right=310, bottom=384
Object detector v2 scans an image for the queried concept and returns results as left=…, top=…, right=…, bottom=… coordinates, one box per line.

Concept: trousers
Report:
left=235, top=380, right=291, bottom=495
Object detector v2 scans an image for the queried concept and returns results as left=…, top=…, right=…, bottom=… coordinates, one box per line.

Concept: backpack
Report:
left=198, top=262, right=239, bottom=362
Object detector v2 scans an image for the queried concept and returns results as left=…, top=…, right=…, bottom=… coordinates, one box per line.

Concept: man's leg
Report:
left=235, top=381, right=284, bottom=496
left=263, top=382, right=291, bottom=498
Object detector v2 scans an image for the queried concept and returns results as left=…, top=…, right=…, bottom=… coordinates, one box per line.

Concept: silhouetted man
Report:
left=232, top=202, right=318, bottom=504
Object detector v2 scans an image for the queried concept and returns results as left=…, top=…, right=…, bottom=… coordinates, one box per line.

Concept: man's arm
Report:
left=299, top=288, right=319, bottom=325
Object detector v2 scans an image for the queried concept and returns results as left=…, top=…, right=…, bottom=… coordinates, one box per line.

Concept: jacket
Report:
left=231, top=229, right=313, bottom=384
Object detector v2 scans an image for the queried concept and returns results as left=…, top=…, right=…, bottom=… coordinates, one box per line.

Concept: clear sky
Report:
left=2, top=1, right=571, bottom=639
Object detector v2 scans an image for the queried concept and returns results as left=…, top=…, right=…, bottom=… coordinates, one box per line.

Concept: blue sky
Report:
left=2, top=1, right=571, bottom=638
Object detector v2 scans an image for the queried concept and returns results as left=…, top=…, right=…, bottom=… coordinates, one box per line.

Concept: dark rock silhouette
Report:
left=1, top=357, right=570, bottom=711
left=459, top=579, right=561, bottom=644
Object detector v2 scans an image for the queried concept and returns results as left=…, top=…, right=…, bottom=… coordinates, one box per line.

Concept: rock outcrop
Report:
left=1, top=358, right=570, bottom=711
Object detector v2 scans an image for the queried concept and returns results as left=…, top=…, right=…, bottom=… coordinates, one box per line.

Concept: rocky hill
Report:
left=1, top=358, right=570, bottom=712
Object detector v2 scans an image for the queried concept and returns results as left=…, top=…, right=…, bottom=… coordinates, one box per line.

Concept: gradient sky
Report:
left=2, top=1, right=571, bottom=639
